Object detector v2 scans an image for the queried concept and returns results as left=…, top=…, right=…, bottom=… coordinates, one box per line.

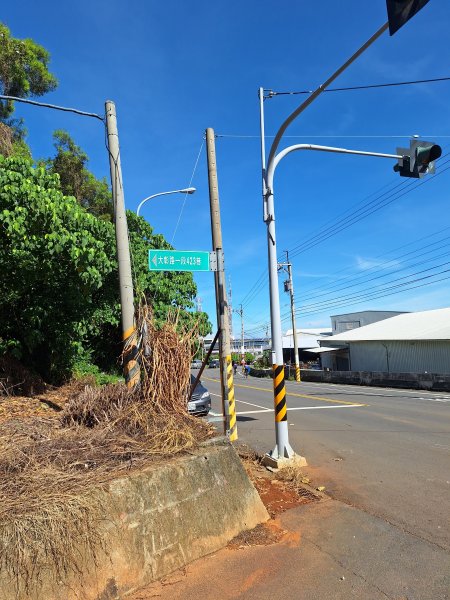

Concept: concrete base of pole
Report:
left=262, top=452, right=308, bottom=470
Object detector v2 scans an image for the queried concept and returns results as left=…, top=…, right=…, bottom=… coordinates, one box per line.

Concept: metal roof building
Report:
left=317, top=307, right=450, bottom=374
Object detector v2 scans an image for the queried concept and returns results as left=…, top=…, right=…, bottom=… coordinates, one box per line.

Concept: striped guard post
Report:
left=273, top=364, right=287, bottom=422
left=226, top=355, right=238, bottom=441
left=123, top=326, right=141, bottom=389
left=295, top=365, right=301, bottom=382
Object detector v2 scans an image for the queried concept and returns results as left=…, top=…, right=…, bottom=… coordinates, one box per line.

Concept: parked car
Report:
left=209, top=359, right=220, bottom=368
left=191, top=359, right=202, bottom=369
left=188, top=375, right=211, bottom=416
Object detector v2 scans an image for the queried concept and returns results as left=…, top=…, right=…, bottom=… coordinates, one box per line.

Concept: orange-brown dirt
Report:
left=126, top=446, right=322, bottom=600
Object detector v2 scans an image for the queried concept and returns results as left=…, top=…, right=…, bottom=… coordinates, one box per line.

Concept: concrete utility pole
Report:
left=206, top=127, right=237, bottom=441
left=105, top=100, right=139, bottom=388
left=234, top=304, right=245, bottom=359
left=283, top=251, right=301, bottom=382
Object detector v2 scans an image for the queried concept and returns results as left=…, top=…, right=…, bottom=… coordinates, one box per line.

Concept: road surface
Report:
left=201, top=369, right=450, bottom=552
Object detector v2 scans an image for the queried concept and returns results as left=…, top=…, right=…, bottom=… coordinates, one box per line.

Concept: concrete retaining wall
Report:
left=250, top=366, right=450, bottom=391
left=300, top=369, right=450, bottom=391
left=0, top=438, right=268, bottom=600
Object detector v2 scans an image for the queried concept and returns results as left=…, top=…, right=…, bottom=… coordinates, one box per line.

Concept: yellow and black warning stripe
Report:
left=226, top=355, right=238, bottom=441
left=123, top=326, right=141, bottom=389
left=295, top=365, right=301, bottom=382
left=273, top=364, right=287, bottom=422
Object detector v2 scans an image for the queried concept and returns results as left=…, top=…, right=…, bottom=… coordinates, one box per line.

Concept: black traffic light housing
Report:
left=386, top=0, right=431, bottom=36
left=394, top=140, right=442, bottom=178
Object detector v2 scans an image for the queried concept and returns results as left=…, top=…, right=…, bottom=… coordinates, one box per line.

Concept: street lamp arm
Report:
left=266, top=21, right=389, bottom=170
left=266, top=143, right=402, bottom=189
left=136, top=187, right=196, bottom=217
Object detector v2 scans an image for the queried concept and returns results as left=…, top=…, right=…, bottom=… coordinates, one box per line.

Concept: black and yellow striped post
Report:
left=226, top=354, right=238, bottom=441
left=123, top=325, right=140, bottom=389
left=273, top=363, right=287, bottom=422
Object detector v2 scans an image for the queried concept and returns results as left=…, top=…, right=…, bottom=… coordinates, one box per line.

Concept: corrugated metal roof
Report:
left=324, top=307, right=450, bottom=342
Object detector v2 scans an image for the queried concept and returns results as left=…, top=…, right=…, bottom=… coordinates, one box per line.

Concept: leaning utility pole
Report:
left=105, top=100, right=139, bottom=388
left=284, top=251, right=301, bottom=382
left=206, top=127, right=237, bottom=441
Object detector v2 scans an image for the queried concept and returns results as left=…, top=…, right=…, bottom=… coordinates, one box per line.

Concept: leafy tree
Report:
left=46, top=130, right=113, bottom=220
left=0, top=156, right=115, bottom=380
left=0, top=23, right=58, bottom=121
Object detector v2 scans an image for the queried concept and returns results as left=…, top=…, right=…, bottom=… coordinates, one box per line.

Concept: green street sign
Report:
left=148, top=249, right=212, bottom=272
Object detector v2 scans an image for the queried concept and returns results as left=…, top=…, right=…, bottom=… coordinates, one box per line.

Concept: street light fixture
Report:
left=136, top=187, right=196, bottom=217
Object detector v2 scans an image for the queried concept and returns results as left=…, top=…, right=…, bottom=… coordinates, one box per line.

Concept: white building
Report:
left=317, top=307, right=450, bottom=374
left=282, top=328, right=332, bottom=363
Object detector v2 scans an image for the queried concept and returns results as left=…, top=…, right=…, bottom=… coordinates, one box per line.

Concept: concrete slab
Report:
left=0, top=438, right=269, bottom=600
left=127, top=498, right=450, bottom=600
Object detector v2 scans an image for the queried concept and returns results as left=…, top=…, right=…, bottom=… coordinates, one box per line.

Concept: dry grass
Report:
left=0, top=308, right=213, bottom=596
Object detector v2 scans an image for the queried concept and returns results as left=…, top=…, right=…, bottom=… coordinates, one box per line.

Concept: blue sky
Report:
left=3, top=0, right=450, bottom=338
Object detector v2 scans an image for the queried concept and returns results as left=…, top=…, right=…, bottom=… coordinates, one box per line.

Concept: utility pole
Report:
left=206, top=127, right=237, bottom=441
left=105, top=100, right=139, bottom=389
left=283, top=251, right=301, bottom=382
left=234, top=304, right=245, bottom=359
left=228, top=276, right=234, bottom=339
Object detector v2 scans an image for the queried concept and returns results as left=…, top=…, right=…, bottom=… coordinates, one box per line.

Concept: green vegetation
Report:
left=0, top=23, right=57, bottom=121
left=0, top=24, right=211, bottom=385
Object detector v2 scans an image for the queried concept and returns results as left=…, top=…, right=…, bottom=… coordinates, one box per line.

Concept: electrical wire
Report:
left=284, top=260, right=450, bottom=319
left=265, top=76, right=450, bottom=97
left=238, top=157, right=450, bottom=311
left=171, top=139, right=204, bottom=245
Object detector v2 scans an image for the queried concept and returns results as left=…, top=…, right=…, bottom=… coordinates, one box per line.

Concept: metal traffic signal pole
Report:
left=205, top=128, right=237, bottom=441
left=259, top=21, right=418, bottom=465
left=105, top=100, right=140, bottom=388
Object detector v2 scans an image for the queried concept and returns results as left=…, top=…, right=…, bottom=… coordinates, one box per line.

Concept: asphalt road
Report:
left=199, top=369, right=450, bottom=553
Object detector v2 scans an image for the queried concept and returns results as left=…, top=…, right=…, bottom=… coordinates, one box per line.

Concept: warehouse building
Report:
left=317, top=307, right=450, bottom=374
left=282, top=328, right=332, bottom=363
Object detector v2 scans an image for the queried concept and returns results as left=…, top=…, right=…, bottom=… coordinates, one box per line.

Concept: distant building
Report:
left=316, top=307, right=450, bottom=374
left=331, top=310, right=407, bottom=335
left=203, top=335, right=269, bottom=356
left=282, top=328, right=332, bottom=363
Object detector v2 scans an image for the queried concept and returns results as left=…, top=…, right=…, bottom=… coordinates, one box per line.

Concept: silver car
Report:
left=188, top=375, right=211, bottom=416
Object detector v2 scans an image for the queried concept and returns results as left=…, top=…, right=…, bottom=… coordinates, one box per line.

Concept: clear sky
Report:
left=3, top=1, right=450, bottom=339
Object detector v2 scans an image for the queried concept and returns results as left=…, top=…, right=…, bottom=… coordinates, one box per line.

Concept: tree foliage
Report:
left=0, top=156, right=211, bottom=382
left=0, top=156, right=115, bottom=380
left=46, top=130, right=113, bottom=220
left=0, top=23, right=58, bottom=120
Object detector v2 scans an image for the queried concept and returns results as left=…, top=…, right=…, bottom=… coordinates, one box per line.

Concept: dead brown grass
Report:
left=0, top=308, right=213, bottom=596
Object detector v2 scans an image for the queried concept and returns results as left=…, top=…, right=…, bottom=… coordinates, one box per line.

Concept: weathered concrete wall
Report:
left=300, top=369, right=450, bottom=391
left=0, top=438, right=268, bottom=600
left=250, top=366, right=450, bottom=391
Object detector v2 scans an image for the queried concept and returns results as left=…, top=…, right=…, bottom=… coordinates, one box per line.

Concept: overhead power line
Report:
left=237, top=157, right=450, bottom=311
left=265, top=76, right=450, bottom=97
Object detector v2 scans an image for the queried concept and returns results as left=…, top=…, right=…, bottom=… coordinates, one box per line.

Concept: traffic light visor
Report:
left=416, top=144, right=442, bottom=166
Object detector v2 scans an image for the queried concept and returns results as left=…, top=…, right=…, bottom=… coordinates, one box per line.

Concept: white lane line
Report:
left=210, top=392, right=271, bottom=411
left=417, top=398, right=450, bottom=403
left=236, top=404, right=364, bottom=415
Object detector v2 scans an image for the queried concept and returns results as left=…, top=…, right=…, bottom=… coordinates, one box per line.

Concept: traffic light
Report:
left=394, top=140, right=441, bottom=178
left=386, top=0, right=431, bottom=36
